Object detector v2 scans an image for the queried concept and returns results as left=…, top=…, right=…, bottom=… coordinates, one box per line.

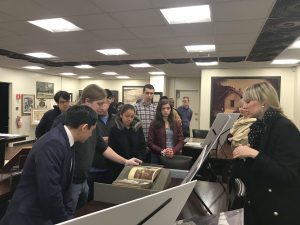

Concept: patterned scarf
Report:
left=248, top=108, right=280, bottom=150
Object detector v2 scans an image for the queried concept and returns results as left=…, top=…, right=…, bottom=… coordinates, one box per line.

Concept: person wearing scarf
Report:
left=232, top=82, right=300, bottom=225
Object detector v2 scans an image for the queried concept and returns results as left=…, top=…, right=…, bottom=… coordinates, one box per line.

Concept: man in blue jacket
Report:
left=0, top=105, right=98, bottom=225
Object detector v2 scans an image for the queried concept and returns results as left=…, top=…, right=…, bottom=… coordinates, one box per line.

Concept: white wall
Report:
left=295, top=66, right=300, bottom=128
left=1, top=66, right=299, bottom=142
left=200, top=67, right=297, bottom=129
left=78, top=79, right=149, bottom=103
left=0, top=67, right=79, bottom=140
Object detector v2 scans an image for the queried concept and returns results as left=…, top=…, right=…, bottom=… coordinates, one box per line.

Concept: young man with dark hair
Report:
left=177, top=96, right=193, bottom=138
left=134, top=84, right=157, bottom=162
left=0, top=105, right=98, bottom=225
left=35, top=90, right=71, bottom=138
left=105, top=88, right=118, bottom=115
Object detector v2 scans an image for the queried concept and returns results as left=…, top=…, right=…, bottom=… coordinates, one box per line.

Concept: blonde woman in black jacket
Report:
left=232, top=81, right=300, bottom=225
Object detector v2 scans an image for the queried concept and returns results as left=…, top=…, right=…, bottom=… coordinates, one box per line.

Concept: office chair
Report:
left=192, top=129, right=209, bottom=139
left=228, top=178, right=246, bottom=210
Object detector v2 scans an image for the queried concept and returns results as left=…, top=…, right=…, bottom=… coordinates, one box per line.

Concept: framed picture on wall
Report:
left=153, top=92, right=162, bottom=103
left=36, top=81, right=54, bottom=99
left=210, top=76, right=281, bottom=125
left=22, top=94, right=35, bottom=115
left=31, top=109, right=47, bottom=125
left=122, top=86, right=144, bottom=105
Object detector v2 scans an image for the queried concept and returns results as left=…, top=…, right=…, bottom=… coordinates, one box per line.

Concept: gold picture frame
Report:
left=31, top=109, right=47, bottom=125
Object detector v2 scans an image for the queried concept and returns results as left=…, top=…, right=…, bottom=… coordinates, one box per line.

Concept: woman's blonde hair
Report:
left=243, top=81, right=283, bottom=114
left=78, top=84, right=106, bottom=104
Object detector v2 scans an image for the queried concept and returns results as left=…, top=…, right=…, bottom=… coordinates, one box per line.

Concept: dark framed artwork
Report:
left=210, top=76, right=281, bottom=125
left=36, top=81, right=54, bottom=99
left=122, top=86, right=144, bottom=105
left=111, top=90, right=119, bottom=103
left=22, top=94, right=35, bottom=115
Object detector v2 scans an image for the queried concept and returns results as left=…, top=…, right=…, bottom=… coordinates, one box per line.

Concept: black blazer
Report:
left=0, top=124, right=74, bottom=225
left=241, top=115, right=300, bottom=225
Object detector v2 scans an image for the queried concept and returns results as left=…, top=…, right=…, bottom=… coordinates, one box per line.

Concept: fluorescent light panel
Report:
left=60, top=72, right=76, bottom=76
left=289, top=39, right=300, bottom=49
left=271, top=59, right=300, bottom=65
left=25, top=52, right=56, bottom=58
left=23, top=66, right=44, bottom=70
left=195, top=61, right=218, bottom=66
left=28, top=18, right=82, bottom=33
left=74, top=64, right=94, bottom=69
left=116, top=76, right=130, bottom=79
left=160, top=5, right=211, bottom=24
left=102, top=72, right=118, bottom=75
left=78, top=76, right=91, bottom=79
left=130, top=63, right=152, bottom=68
left=185, top=45, right=215, bottom=52
left=97, top=49, right=128, bottom=56
left=149, top=71, right=166, bottom=75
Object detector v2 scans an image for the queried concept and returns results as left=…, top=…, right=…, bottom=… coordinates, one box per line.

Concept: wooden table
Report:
left=0, top=134, right=27, bottom=169
left=75, top=178, right=228, bottom=220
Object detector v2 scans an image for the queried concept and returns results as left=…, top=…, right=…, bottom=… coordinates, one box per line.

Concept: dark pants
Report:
left=183, top=127, right=190, bottom=138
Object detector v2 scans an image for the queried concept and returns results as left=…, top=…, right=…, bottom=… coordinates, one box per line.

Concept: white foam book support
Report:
left=57, top=181, right=196, bottom=225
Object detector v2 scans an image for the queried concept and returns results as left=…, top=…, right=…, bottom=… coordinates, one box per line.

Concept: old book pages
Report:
left=112, top=166, right=162, bottom=189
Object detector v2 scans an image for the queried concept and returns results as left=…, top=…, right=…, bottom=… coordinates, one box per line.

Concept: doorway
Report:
left=0, top=82, right=9, bottom=133
left=176, top=90, right=200, bottom=134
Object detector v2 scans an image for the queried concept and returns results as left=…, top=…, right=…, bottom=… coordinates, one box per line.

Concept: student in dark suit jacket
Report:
left=232, top=82, right=300, bottom=225
left=0, top=105, right=98, bottom=225
left=148, top=99, right=184, bottom=164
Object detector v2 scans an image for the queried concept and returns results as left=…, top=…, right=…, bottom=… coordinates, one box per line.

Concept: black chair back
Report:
left=192, top=129, right=209, bottom=139
left=228, top=178, right=246, bottom=210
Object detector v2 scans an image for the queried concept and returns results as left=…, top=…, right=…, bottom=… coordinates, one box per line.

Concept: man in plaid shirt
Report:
left=134, top=84, right=157, bottom=162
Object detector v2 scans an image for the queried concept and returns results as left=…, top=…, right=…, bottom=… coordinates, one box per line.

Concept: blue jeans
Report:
left=71, top=180, right=89, bottom=211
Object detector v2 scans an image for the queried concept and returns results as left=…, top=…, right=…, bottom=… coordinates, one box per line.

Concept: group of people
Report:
left=1, top=81, right=299, bottom=225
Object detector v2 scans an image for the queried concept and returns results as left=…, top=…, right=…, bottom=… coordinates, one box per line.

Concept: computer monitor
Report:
left=57, top=181, right=196, bottom=225
left=203, top=113, right=240, bottom=150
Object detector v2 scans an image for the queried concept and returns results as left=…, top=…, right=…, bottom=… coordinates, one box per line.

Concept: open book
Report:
left=112, top=166, right=162, bottom=189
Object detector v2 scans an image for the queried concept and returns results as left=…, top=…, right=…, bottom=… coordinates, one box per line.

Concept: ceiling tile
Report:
left=68, top=14, right=123, bottom=30
left=214, top=19, right=266, bottom=34
left=111, top=9, right=167, bottom=27
left=129, top=26, right=175, bottom=38
left=212, top=0, right=276, bottom=21
left=90, top=0, right=152, bottom=12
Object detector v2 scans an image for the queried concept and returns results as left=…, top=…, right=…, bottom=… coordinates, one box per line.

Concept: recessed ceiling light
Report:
left=78, top=76, right=91, bottom=79
left=25, top=52, right=57, bottom=58
left=60, top=72, right=76, bottom=76
left=97, top=49, right=128, bottom=56
left=195, top=61, right=218, bottom=66
left=130, top=63, right=152, bottom=68
left=74, top=64, right=94, bottom=69
left=271, top=59, right=300, bottom=65
left=116, top=76, right=130, bottom=79
left=289, top=39, right=300, bottom=49
left=149, top=71, right=166, bottom=75
left=102, top=72, right=118, bottom=75
left=185, top=45, right=215, bottom=52
left=28, top=18, right=82, bottom=33
left=160, top=5, right=211, bottom=24
left=23, top=66, right=45, bottom=70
